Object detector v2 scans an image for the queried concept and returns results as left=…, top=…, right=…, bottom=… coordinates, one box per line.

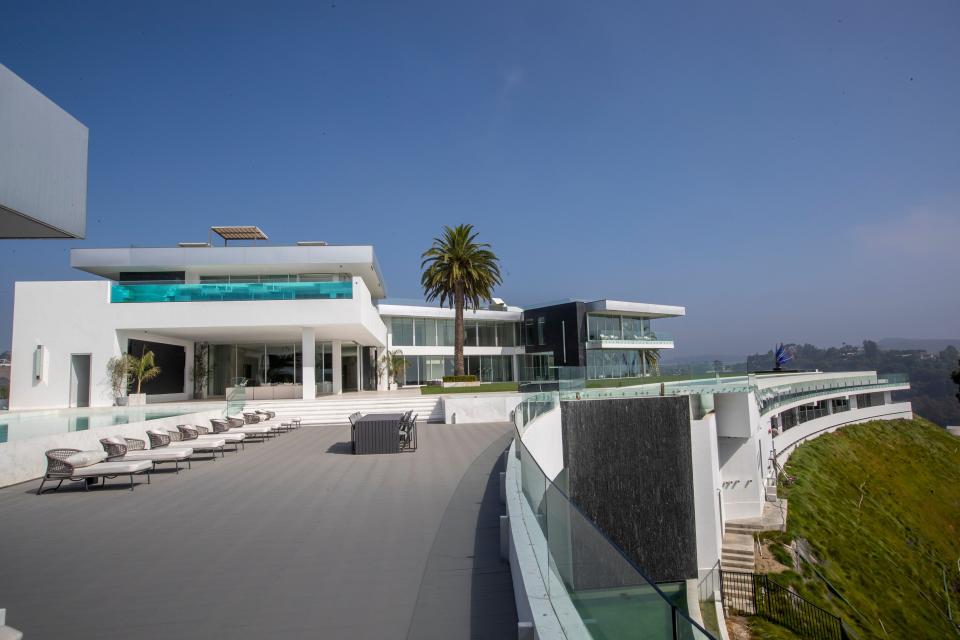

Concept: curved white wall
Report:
left=773, top=401, right=913, bottom=465
left=520, top=404, right=564, bottom=481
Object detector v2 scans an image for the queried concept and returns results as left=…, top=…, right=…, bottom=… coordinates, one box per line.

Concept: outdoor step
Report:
left=721, top=562, right=755, bottom=573
left=725, top=523, right=763, bottom=535
left=236, top=395, right=446, bottom=426
left=721, top=547, right=754, bottom=558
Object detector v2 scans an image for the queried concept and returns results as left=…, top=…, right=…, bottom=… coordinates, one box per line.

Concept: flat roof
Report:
left=584, top=299, right=686, bottom=319
left=70, top=244, right=388, bottom=299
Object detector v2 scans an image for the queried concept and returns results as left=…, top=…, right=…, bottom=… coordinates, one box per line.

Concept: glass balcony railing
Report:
left=754, top=373, right=909, bottom=415
left=587, top=332, right=673, bottom=344
left=110, top=280, right=353, bottom=303
left=511, top=412, right=713, bottom=639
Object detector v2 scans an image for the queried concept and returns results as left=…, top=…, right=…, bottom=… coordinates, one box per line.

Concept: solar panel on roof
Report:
left=209, top=226, right=268, bottom=242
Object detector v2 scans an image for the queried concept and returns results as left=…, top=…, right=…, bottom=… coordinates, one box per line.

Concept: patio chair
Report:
left=400, top=413, right=419, bottom=451
left=255, top=409, right=276, bottom=420
left=148, top=429, right=225, bottom=459
left=180, top=424, right=245, bottom=451
left=37, top=448, right=152, bottom=494
left=174, top=426, right=230, bottom=456
left=242, top=411, right=286, bottom=436
left=211, top=418, right=272, bottom=441
left=100, top=436, right=193, bottom=473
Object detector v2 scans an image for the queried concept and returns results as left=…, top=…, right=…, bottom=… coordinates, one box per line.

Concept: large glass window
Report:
left=413, top=318, right=426, bottom=346
left=622, top=317, right=644, bottom=340
left=478, top=321, right=497, bottom=346
left=439, top=319, right=455, bottom=346
left=392, top=317, right=414, bottom=346
left=587, top=349, right=643, bottom=379
left=265, top=344, right=298, bottom=384
left=589, top=315, right=622, bottom=341
left=498, top=322, right=516, bottom=347
left=465, top=321, right=478, bottom=347
left=424, top=319, right=439, bottom=346
left=537, top=317, right=545, bottom=345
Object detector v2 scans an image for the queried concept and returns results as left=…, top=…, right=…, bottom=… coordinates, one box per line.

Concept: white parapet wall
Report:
left=0, top=407, right=224, bottom=488
left=442, top=392, right=522, bottom=424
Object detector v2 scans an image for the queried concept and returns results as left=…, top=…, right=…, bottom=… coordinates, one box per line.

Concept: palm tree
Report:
left=421, top=224, right=502, bottom=377
left=130, top=350, right=162, bottom=394
left=643, top=349, right=661, bottom=376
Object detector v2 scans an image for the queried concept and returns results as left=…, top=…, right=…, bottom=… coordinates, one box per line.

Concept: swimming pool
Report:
left=0, top=403, right=225, bottom=444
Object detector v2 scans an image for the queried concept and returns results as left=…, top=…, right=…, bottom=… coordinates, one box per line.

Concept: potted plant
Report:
left=384, top=350, right=407, bottom=390
left=127, top=350, right=161, bottom=406
left=106, top=354, right=135, bottom=406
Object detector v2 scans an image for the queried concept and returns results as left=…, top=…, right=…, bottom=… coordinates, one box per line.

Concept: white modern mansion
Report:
left=9, top=231, right=683, bottom=410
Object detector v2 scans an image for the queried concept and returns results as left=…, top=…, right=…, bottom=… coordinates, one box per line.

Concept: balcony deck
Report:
left=0, top=422, right=516, bottom=639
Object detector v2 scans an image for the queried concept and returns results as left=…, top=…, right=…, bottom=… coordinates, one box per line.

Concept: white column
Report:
left=301, top=328, right=316, bottom=400
left=356, top=345, right=363, bottom=392
left=332, top=341, right=342, bottom=395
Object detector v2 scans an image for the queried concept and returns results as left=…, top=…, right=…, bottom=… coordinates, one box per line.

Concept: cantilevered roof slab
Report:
left=585, top=299, right=686, bottom=318
left=70, top=244, right=388, bottom=298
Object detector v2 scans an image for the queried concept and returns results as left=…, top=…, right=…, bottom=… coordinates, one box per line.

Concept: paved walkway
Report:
left=0, top=422, right=517, bottom=639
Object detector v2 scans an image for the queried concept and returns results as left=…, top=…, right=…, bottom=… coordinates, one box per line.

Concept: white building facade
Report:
left=9, top=240, right=684, bottom=410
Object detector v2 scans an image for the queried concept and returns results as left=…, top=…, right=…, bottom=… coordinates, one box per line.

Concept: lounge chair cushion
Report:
left=102, top=435, right=126, bottom=446
left=64, top=450, right=108, bottom=468
left=70, top=460, right=153, bottom=476
left=197, top=433, right=244, bottom=443
left=122, top=449, right=192, bottom=461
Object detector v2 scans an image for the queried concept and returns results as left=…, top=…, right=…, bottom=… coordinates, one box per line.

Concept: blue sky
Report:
left=1, top=1, right=958, bottom=358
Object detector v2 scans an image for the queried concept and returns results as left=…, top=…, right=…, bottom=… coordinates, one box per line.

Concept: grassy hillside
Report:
left=763, top=418, right=960, bottom=639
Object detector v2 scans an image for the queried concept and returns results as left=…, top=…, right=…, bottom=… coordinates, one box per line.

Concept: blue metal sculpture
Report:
left=774, top=343, right=792, bottom=371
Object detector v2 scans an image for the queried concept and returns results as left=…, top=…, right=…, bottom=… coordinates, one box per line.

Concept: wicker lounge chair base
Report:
left=38, top=450, right=153, bottom=495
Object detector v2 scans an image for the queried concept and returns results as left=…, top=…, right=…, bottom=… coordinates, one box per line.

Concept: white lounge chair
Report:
left=148, top=429, right=226, bottom=459
left=177, top=424, right=245, bottom=451
left=100, top=436, right=193, bottom=473
left=216, top=417, right=273, bottom=440
left=38, top=448, right=152, bottom=494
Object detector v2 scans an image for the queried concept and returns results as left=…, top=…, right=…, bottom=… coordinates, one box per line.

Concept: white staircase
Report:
left=238, top=394, right=444, bottom=426
left=721, top=522, right=760, bottom=572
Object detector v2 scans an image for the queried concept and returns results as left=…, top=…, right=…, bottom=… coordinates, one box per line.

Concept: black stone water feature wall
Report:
left=560, top=395, right=697, bottom=585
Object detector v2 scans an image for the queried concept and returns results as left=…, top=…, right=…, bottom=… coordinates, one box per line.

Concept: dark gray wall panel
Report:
left=561, top=396, right=697, bottom=584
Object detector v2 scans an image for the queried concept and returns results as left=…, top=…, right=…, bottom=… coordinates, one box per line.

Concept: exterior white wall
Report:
left=0, top=64, right=88, bottom=238
left=443, top=393, right=522, bottom=424
left=10, top=278, right=387, bottom=409
left=774, top=402, right=913, bottom=465
left=690, top=413, right=723, bottom=575
left=519, top=404, right=565, bottom=481
left=714, top=393, right=753, bottom=438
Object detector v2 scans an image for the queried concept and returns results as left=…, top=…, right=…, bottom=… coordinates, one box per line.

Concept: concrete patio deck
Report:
left=0, top=422, right=517, bottom=639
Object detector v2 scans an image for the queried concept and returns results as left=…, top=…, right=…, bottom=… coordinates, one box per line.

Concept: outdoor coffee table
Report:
left=353, top=413, right=402, bottom=454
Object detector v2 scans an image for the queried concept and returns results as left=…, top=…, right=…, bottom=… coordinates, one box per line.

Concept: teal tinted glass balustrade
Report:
left=511, top=408, right=714, bottom=639
left=110, top=280, right=352, bottom=303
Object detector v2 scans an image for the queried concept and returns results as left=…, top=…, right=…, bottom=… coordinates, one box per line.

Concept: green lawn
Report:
left=762, top=418, right=960, bottom=639
left=419, top=382, right=518, bottom=395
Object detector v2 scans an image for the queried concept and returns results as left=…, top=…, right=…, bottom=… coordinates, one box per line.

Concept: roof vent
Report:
left=489, top=297, right=507, bottom=310
left=297, top=241, right=328, bottom=246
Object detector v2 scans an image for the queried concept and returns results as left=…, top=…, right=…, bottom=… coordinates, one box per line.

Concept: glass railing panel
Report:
left=516, top=437, right=552, bottom=590
left=587, top=331, right=674, bottom=344
left=515, top=427, right=714, bottom=638
left=111, top=280, right=353, bottom=303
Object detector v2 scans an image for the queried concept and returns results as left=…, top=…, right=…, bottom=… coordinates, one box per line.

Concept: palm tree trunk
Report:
left=454, top=283, right=465, bottom=376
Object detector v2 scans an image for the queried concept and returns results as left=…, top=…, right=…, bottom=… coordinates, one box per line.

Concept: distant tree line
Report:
left=744, top=341, right=960, bottom=427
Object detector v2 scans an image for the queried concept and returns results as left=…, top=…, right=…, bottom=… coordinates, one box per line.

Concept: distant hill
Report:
left=877, top=337, right=960, bottom=351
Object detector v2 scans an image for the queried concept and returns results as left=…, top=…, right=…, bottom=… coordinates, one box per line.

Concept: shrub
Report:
left=442, top=375, right=477, bottom=383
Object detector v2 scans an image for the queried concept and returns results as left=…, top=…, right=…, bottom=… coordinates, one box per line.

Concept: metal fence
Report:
left=721, top=570, right=845, bottom=640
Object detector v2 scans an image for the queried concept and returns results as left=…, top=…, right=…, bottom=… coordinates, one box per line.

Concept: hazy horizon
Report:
left=2, top=1, right=957, bottom=358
